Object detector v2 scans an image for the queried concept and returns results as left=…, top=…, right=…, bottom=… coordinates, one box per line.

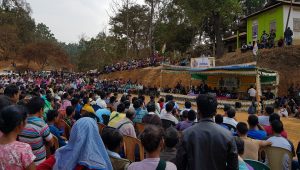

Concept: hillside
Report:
left=102, top=46, right=300, bottom=96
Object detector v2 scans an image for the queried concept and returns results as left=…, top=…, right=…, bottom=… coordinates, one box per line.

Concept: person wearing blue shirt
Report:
left=163, top=95, right=180, bottom=110
left=96, top=107, right=111, bottom=124
left=47, top=110, right=67, bottom=147
left=133, top=99, right=148, bottom=123
left=247, top=115, right=267, bottom=140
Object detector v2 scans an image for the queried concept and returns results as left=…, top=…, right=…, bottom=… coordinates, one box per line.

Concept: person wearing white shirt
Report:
left=180, top=101, right=192, bottom=115
left=248, top=85, right=256, bottom=100
left=258, top=106, right=274, bottom=126
left=223, top=108, right=238, bottom=128
left=160, top=102, right=179, bottom=125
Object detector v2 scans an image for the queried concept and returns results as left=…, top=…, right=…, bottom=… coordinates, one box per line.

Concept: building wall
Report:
left=247, top=6, right=284, bottom=44
left=283, top=5, right=300, bottom=44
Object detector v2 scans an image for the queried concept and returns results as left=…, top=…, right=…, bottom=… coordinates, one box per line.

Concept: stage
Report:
left=160, top=92, right=276, bottom=111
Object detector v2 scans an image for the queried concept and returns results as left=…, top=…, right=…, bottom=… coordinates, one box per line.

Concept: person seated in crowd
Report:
left=3, top=84, right=20, bottom=104
left=264, top=113, right=288, bottom=138
left=95, top=100, right=111, bottom=124
left=236, top=122, right=271, bottom=160
left=96, top=91, right=107, bottom=110
left=133, top=99, right=148, bottom=123
left=46, top=110, right=67, bottom=147
left=128, top=125, right=177, bottom=170
left=247, top=115, right=267, bottom=140
left=258, top=105, right=274, bottom=126
left=19, top=97, right=54, bottom=165
left=163, top=95, right=179, bottom=110
left=37, top=117, right=113, bottom=170
left=233, top=137, right=254, bottom=170
left=115, top=108, right=136, bottom=138
left=279, top=104, right=289, bottom=117
left=64, top=106, right=75, bottom=127
left=266, top=120, right=296, bottom=169
left=176, top=110, right=196, bottom=131
left=158, top=98, right=165, bottom=111
left=107, top=96, right=117, bottom=112
left=147, top=95, right=160, bottom=114
left=147, top=102, right=157, bottom=115
left=71, top=97, right=82, bottom=120
left=266, top=120, right=295, bottom=152
left=142, top=114, right=163, bottom=126
left=180, top=101, right=192, bottom=115
left=160, top=101, right=179, bottom=125
left=102, top=127, right=131, bottom=170
left=81, top=97, right=95, bottom=114
left=223, top=108, right=238, bottom=128
left=0, top=105, right=36, bottom=170
left=160, top=127, right=179, bottom=164
left=176, top=94, right=238, bottom=170
left=108, top=103, right=126, bottom=127
left=214, top=114, right=229, bottom=130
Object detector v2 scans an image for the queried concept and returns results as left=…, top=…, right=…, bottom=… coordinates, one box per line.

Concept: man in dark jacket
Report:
left=176, top=94, right=238, bottom=170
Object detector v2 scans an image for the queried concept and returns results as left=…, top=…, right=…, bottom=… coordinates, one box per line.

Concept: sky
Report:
left=27, top=0, right=144, bottom=43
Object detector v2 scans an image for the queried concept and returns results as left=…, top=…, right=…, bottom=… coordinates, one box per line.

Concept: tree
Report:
left=177, top=0, right=241, bottom=57
left=241, top=0, right=267, bottom=16
left=110, top=4, right=150, bottom=58
left=35, top=23, right=56, bottom=42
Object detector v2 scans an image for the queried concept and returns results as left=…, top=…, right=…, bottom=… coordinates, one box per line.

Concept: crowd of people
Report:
left=103, top=57, right=161, bottom=74
left=241, top=27, right=294, bottom=53
left=0, top=72, right=299, bottom=170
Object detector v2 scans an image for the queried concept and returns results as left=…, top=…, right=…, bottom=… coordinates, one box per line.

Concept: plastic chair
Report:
left=264, top=146, right=293, bottom=170
left=97, top=123, right=107, bottom=135
left=244, top=159, right=270, bottom=170
left=123, top=135, right=144, bottom=162
left=135, top=122, right=145, bottom=134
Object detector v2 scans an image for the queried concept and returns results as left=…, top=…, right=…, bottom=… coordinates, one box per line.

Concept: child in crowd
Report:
left=64, top=106, right=75, bottom=127
left=0, top=105, right=36, bottom=170
left=47, top=110, right=67, bottom=147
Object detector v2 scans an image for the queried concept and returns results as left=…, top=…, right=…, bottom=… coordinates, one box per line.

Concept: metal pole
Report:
left=285, top=0, right=293, bottom=32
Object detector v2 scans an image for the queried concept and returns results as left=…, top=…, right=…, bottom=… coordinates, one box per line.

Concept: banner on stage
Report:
left=191, top=57, right=214, bottom=68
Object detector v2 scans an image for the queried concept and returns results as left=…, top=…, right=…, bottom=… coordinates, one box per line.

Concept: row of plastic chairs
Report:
left=98, top=122, right=146, bottom=162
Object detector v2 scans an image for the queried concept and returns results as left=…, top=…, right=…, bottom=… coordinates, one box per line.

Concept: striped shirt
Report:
left=19, top=116, right=53, bottom=165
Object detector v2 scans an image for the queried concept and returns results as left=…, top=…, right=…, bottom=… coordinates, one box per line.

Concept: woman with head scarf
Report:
left=37, top=117, right=113, bottom=170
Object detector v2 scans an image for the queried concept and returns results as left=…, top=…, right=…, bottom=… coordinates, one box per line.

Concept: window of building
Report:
left=270, top=20, right=276, bottom=32
left=293, top=18, right=300, bottom=32
left=252, top=20, right=258, bottom=39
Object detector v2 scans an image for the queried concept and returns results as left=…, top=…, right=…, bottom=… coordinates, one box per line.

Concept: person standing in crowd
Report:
left=128, top=125, right=177, bottom=170
left=102, top=128, right=130, bottom=170
left=0, top=105, right=36, bottom=170
left=269, top=29, right=276, bottom=48
left=176, top=94, right=238, bottom=170
left=248, top=85, right=256, bottom=101
left=19, top=97, right=54, bottom=165
left=4, top=84, right=20, bottom=104
left=261, top=30, right=269, bottom=48
left=236, top=122, right=271, bottom=160
left=115, top=108, right=136, bottom=138
left=284, top=27, right=293, bottom=45
left=247, top=115, right=267, bottom=140
left=258, top=105, right=274, bottom=126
